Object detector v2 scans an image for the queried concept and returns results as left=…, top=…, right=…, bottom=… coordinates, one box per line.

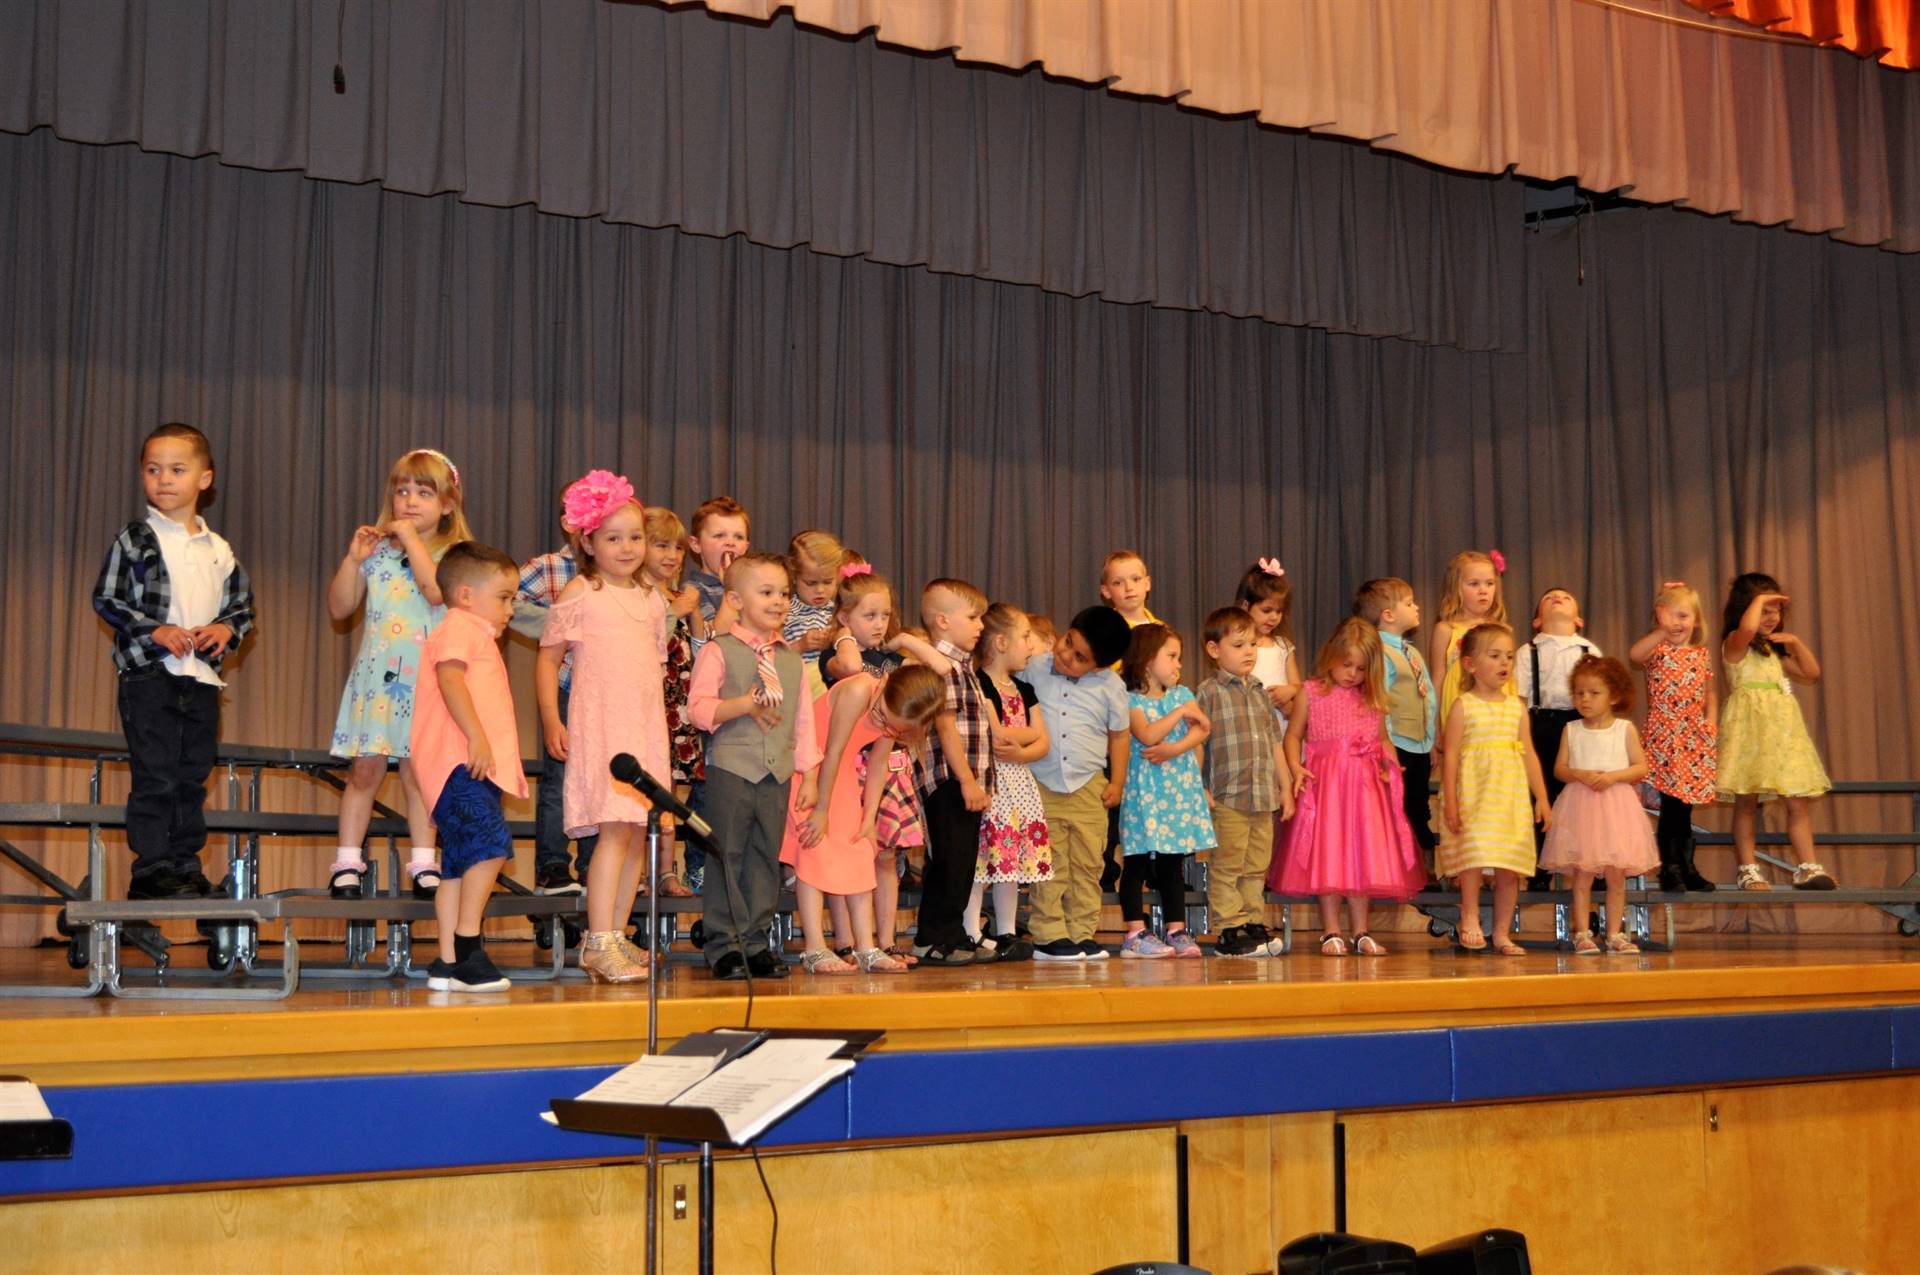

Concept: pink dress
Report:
left=1271, top=681, right=1426, bottom=899
left=1541, top=719, right=1659, bottom=874
left=779, top=675, right=882, bottom=895
left=541, top=581, right=670, bottom=838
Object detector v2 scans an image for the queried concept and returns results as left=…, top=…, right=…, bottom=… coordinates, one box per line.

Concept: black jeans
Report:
left=117, top=667, right=220, bottom=877
left=534, top=686, right=597, bottom=876
left=1395, top=746, right=1437, bottom=856
left=1656, top=793, right=1694, bottom=863
left=916, top=780, right=983, bottom=949
left=1529, top=708, right=1579, bottom=854
left=1119, top=853, right=1191, bottom=928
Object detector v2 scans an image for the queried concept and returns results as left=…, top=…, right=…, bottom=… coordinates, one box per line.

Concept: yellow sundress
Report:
left=1716, top=647, right=1831, bottom=801
left=1437, top=693, right=1537, bottom=877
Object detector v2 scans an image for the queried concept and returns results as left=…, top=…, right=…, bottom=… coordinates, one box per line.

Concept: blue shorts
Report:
left=432, top=765, right=512, bottom=879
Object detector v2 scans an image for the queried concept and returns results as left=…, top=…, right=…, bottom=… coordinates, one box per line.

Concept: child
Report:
left=92, top=423, right=255, bottom=900
left=785, top=530, right=848, bottom=683
left=683, top=496, right=749, bottom=647
left=912, top=578, right=995, bottom=966
left=1026, top=613, right=1058, bottom=653
left=536, top=472, right=672, bottom=983
left=687, top=552, right=822, bottom=979
left=783, top=664, right=946, bottom=973
left=1516, top=587, right=1602, bottom=887
left=1540, top=655, right=1658, bottom=955
left=326, top=447, right=470, bottom=901
left=1629, top=581, right=1718, bottom=892
left=1718, top=572, right=1834, bottom=890
left=641, top=505, right=703, bottom=896
left=1119, top=624, right=1211, bottom=958
left=1354, top=578, right=1438, bottom=876
left=510, top=512, right=595, bottom=896
left=409, top=542, right=527, bottom=992
left=1025, top=605, right=1134, bottom=961
left=1438, top=623, right=1552, bottom=955
left=1196, top=607, right=1295, bottom=957
left=1238, top=558, right=1301, bottom=726
left=1430, top=548, right=1512, bottom=753
left=970, top=604, right=1053, bottom=962
left=1271, top=619, right=1426, bottom=955
left=1098, top=551, right=1160, bottom=890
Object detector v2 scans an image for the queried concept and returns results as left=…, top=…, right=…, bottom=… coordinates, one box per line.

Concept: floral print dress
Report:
left=1121, top=685, right=1217, bottom=857
left=976, top=680, right=1053, bottom=883
left=330, top=541, right=443, bottom=758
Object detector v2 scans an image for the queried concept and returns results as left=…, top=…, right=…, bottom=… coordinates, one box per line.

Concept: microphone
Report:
left=609, top=753, right=713, bottom=839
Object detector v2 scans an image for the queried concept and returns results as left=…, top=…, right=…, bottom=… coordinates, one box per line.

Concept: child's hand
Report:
left=1534, top=796, right=1553, bottom=829
left=992, top=735, right=1022, bottom=761
left=1185, top=703, right=1212, bottom=729
left=670, top=586, right=700, bottom=619
left=347, top=525, right=384, bottom=562
left=1291, top=766, right=1313, bottom=796
left=1770, top=631, right=1799, bottom=651
left=1142, top=741, right=1177, bottom=765
left=798, top=627, right=835, bottom=653
left=1444, top=802, right=1464, bottom=835
left=713, top=597, right=741, bottom=635
left=1265, top=683, right=1288, bottom=709
left=150, top=625, right=196, bottom=658
left=749, top=701, right=784, bottom=732
left=385, top=519, right=422, bottom=546
left=543, top=720, right=570, bottom=761
left=795, top=808, right=827, bottom=849
left=1589, top=771, right=1616, bottom=791
left=1100, top=779, right=1124, bottom=809
left=191, top=623, right=235, bottom=656
left=1278, top=790, right=1296, bottom=821
left=795, top=772, right=820, bottom=817
left=466, top=735, right=496, bottom=783
left=857, top=819, right=880, bottom=847
left=961, top=778, right=989, bottom=812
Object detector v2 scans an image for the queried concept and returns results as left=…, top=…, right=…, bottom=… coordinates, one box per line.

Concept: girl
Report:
left=784, top=664, right=947, bottom=973
left=1270, top=619, right=1425, bottom=956
left=1430, top=548, right=1513, bottom=754
left=1119, top=623, right=1211, bottom=958
left=326, top=448, right=471, bottom=900
left=1237, top=557, right=1301, bottom=725
left=1718, top=573, right=1833, bottom=890
left=1540, top=656, right=1658, bottom=954
left=971, top=604, right=1053, bottom=960
left=641, top=505, right=702, bottom=897
left=1629, top=581, right=1718, bottom=893
left=1439, top=623, right=1552, bottom=955
left=537, top=471, right=671, bottom=983
left=786, top=530, right=849, bottom=694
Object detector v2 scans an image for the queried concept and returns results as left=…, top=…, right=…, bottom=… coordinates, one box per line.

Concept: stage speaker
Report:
left=1414, top=1229, right=1531, bottom=1274
left=1279, top=1232, right=1418, bottom=1275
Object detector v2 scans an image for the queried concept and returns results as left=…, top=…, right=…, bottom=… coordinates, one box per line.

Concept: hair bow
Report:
left=560, top=470, right=637, bottom=536
left=1258, top=557, right=1285, bottom=577
left=409, top=447, right=461, bottom=488
left=1661, top=579, right=1686, bottom=590
left=1488, top=548, right=1507, bottom=574
left=840, top=563, right=873, bottom=580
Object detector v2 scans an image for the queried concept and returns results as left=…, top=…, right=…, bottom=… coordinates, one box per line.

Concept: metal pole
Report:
left=644, top=808, right=664, bottom=1275
left=699, top=1140, right=715, bottom=1275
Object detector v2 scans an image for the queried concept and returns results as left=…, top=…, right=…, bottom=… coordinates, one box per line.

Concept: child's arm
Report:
left=1267, top=645, right=1304, bottom=713
left=685, top=637, right=771, bottom=732
left=92, top=528, right=194, bottom=659
left=797, top=685, right=867, bottom=845
left=389, top=521, right=445, bottom=606
left=1271, top=734, right=1295, bottom=820
left=1131, top=702, right=1191, bottom=747
left=1427, top=621, right=1454, bottom=691
left=1440, top=704, right=1466, bottom=833
left=1723, top=592, right=1788, bottom=663
left=1282, top=695, right=1310, bottom=795
left=535, top=642, right=568, bottom=761
left=1705, top=664, right=1720, bottom=724
left=1627, top=627, right=1667, bottom=668
left=858, top=744, right=891, bottom=843
left=887, top=630, right=950, bottom=674
left=1774, top=631, right=1822, bottom=683
left=1518, top=711, right=1553, bottom=829
left=1617, top=722, right=1652, bottom=786
left=1142, top=715, right=1208, bottom=765
left=824, top=632, right=865, bottom=681
left=436, top=661, right=495, bottom=782
left=1552, top=730, right=1581, bottom=788
left=326, top=526, right=384, bottom=623
left=1102, top=728, right=1129, bottom=808
left=193, top=557, right=255, bottom=658
left=934, top=713, right=989, bottom=811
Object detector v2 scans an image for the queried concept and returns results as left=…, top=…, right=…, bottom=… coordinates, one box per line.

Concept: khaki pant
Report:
left=1031, top=776, right=1108, bottom=943
left=1208, top=805, right=1274, bottom=931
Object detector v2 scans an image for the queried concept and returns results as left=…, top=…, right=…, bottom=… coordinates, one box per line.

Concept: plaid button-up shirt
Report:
left=926, top=638, right=995, bottom=794
left=92, top=519, right=254, bottom=677
left=510, top=547, right=580, bottom=691
left=1197, top=669, right=1282, bottom=813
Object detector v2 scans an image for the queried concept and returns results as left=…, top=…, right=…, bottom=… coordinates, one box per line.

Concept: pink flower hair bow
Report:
left=560, top=470, right=637, bottom=535
left=1258, top=557, right=1285, bottom=577
left=1488, top=548, right=1507, bottom=574
left=840, top=563, right=873, bottom=580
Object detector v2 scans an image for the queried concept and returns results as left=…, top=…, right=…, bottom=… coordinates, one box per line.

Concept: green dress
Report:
left=1716, top=647, right=1831, bottom=801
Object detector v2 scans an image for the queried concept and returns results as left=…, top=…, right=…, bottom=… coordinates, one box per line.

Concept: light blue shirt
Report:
left=1380, top=630, right=1437, bottom=754
left=1026, top=651, right=1130, bottom=794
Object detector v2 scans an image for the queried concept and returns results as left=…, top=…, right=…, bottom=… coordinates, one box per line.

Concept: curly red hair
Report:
left=1570, top=654, right=1634, bottom=715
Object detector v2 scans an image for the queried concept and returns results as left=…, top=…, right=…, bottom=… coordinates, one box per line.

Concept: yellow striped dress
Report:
left=1437, top=693, right=1538, bottom=877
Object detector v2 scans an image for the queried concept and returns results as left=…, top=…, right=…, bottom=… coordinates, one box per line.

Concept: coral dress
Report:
left=1642, top=642, right=1717, bottom=805
left=779, top=675, right=884, bottom=894
left=1437, top=693, right=1537, bottom=877
left=1717, top=647, right=1832, bottom=801
left=1540, top=719, right=1659, bottom=874
left=1270, top=682, right=1425, bottom=899
left=541, top=581, right=670, bottom=838
left=330, top=542, right=443, bottom=758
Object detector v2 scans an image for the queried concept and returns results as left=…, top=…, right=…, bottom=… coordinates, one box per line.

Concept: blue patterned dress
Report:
left=330, top=542, right=444, bottom=758
left=1122, top=686, right=1217, bottom=856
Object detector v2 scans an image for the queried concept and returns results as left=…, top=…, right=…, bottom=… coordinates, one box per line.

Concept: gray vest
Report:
left=705, top=634, right=806, bottom=784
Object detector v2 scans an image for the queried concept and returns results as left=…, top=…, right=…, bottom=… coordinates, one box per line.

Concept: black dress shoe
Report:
left=711, top=951, right=748, bottom=981
left=185, top=870, right=220, bottom=897
left=1657, top=864, right=1688, bottom=893
left=747, top=949, right=790, bottom=979
left=127, top=868, right=198, bottom=900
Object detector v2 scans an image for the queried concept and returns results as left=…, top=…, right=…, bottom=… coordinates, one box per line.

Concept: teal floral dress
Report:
left=330, top=542, right=443, bottom=758
left=1122, top=686, right=1216, bottom=856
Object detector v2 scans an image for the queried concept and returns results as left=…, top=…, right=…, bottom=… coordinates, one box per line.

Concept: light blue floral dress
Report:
left=330, top=542, right=443, bottom=758
left=1122, top=686, right=1216, bottom=856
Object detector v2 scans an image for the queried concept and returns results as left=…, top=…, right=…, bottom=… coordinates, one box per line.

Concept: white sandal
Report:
left=1792, top=862, right=1837, bottom=890
left=1735, top=863, right=1771, bottom=892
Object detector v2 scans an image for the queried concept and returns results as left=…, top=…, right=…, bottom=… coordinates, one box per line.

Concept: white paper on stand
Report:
left=576, top=1053, right=721, bottom=1106
left=0, top=1080, right=53, bottom=1123
left=666, top=1037, right=853, bottom=1144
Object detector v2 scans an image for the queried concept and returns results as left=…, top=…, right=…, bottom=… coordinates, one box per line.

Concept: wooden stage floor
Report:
left=8, top=934, right=1920, bottom=1086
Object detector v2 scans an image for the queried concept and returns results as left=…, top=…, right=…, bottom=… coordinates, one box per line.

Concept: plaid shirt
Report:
left=92, top=519, right=254, bottom=676
left=1197, top=669, right=1282, bottom=813
left=926, top=638, right=995, bottom=794
left=510, top=546, right=580, bottom=691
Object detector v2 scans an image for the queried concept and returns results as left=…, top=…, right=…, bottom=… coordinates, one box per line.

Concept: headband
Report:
left=407, top=448, right=461, bottom=489
left=560, top=469, right=638, bottom=536
left=1257, top=556, right=1285, bottom=578
left=1488, top=548, right=1507, bottom=574
left=1661, top=580, right=1687, bottom=590
left=840, top=563, right=873, bottom=580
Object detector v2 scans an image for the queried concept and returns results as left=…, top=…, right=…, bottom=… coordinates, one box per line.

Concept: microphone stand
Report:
left=644, top=804, right=663, bottom=1275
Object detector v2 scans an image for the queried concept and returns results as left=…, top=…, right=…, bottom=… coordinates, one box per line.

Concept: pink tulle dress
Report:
left=1271, top=681, right=1426, bottom=899
left=1540, top=718, right=1659, bottom=875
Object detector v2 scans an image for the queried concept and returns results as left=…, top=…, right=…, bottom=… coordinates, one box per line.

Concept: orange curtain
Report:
left=1686, top=0, right=1920, bottom=68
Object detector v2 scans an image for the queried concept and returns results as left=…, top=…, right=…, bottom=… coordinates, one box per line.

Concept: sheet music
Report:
left=575, top=1053, right=720, bottom=1106
left=668, top=1038, right=853, bottom=1143
left=0, top=1079, right=53, bottom=1123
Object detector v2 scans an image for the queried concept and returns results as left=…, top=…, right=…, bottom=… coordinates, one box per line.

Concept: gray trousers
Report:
left=698, top=766, right=790, bottom=966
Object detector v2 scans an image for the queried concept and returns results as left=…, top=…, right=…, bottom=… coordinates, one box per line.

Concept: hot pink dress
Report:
left=541, top=581, right=669, bottom=838
left=1271, top=681, right=1426, bottom=899
left=779, top=675, right=883, bottom=895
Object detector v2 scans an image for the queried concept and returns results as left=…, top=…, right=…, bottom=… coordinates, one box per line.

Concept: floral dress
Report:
left=976, top=678, right=1054, bottom=883
left=1121, top=685, right=1216, bottom=857
left=662, top=606, right=705, bottom=785
left=330, top=541, right=443, bottom=758
left=1642, top=642, right=1716, bottom=805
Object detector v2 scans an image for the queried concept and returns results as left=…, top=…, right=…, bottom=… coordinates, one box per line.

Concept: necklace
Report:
left=603, top=579, right=653, bottom=624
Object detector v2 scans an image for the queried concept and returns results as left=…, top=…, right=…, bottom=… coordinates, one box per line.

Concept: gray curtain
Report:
left=0, top=0, right=1525, bottom=351
left=3, top=126, right=1918, bottom=940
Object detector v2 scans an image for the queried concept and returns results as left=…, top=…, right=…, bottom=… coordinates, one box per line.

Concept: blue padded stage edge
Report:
left=8, top=1004, right=1920, bottom=1198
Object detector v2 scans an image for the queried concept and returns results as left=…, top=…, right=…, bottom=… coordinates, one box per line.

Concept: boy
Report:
left=1026, top=604, right=1133, bottom=961
left=92, top=424, right=255, bottom=900
left=409, top=541, right=528, bottom=993
left=1355, top=578, right=1438, bottom=879
left=687, top=552, right=820, bottom=980
left=1097, top=551, right=1159, bottom=890
left=1516, top=587, right=1601, bottom=883
left=679, top=495, right=748, bottom=893
left=912, top=578, right=994, bottom=966
left=1197, top=606, right=1293, bottom=956
left=509, top=514, right=595, bottom=895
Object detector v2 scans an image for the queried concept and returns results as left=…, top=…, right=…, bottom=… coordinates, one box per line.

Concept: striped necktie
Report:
left=750, top=639, right=784, bottom=708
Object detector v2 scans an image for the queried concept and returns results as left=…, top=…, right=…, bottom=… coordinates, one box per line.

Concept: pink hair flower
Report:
left=1488, top=548, right=1507, bottom=575
left=840, top=562, right=873, bottom=580
left=560, top=469, right=637, bottom=536
left=1258, top=556, right=1285, bottom=577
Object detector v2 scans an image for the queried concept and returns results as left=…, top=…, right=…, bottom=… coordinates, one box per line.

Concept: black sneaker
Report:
left=1215, top=925, right=1260, bottom=956
left=425, top=958, right=458, bottom=991
left=448, top=947, right=510, bottom=993
left=127, top=867, right=198, bottom=900
left=912, top=942, right=975, bottom=967
left=1032, top=938, right=1084, bottom=962
left=1077, top=938, right=1110, bottom=962
left=534, top=865, right=583, bottom=896
left=989, top=933, right=1033, bottom=962
left=747, top=949, right=790, bottom=979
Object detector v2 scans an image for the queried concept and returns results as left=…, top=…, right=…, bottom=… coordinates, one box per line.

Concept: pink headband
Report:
left=560, top=469, right=637, bottom=536
left=1488, top=548, right=1507, bottom=574
left=840, top=563, right=873, bottom=580
left=406, top=448, right=461, bottom=489
left=1257, top=556, right=1285, bottom=578
left=1661, top=580, right=1686, bottom=590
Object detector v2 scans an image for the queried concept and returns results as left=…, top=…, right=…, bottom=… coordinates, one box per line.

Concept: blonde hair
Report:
left=1100, top=550, right=1147, bottom=583
left=1353, top=577, right=1415, bottom=626
left=1653, top=581, right=1707, bottom=646
left=1437, top=550, right=1508, bottom=626
left=836, top=556, right=901, bottom=643
left=383, top=449, right=472, bottom=551
left=643, top=506, right=688, bottom=591
left=1456, top=621, right=1515, bottom=696
left=1026, top=613, right=1058, bottom=646
left=975, top=602, right=1029, bottom=669
left=1309, top=618, right=1387, bottom=713
left=921, top=578, right=988, bottom=629
left=789, top=529, right=848, bottom=577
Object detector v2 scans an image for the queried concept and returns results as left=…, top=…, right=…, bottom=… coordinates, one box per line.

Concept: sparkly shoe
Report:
left=580, top=930, right=649, bottom=983
left=617, top=933, right=655, bottom=970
